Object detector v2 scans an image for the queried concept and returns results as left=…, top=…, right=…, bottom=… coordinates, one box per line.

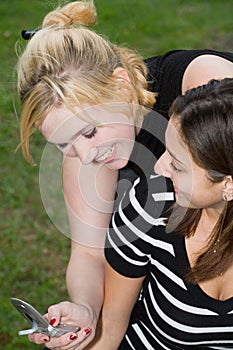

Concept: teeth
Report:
left=97, top=145, right=114, bottom=162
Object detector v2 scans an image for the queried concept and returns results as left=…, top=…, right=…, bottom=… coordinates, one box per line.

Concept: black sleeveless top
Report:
left=127, top=49, right=233, bottom=176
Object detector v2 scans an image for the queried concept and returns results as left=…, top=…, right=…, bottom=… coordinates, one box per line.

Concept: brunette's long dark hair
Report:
left=168, top=78, right=233, bottom=283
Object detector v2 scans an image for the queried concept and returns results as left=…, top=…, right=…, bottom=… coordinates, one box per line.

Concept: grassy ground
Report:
left=0, top=0, right=232, bottom=348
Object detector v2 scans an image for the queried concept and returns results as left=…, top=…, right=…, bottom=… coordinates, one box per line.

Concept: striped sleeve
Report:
left=105, top=175, right=174, bottom=278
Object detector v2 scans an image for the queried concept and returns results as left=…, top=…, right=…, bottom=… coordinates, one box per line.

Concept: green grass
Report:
left=0, top=0, right=232, bottom=348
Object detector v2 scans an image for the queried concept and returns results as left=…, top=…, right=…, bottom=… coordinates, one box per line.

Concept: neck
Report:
left=202, top=198, right=226, bottom=221
left=202, top=207, right=221, bottom=222
left=194, top=208, right=222, bottom=242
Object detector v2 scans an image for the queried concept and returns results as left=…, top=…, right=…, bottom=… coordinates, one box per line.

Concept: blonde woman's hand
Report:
left=28, top=301, right=95, bottom=349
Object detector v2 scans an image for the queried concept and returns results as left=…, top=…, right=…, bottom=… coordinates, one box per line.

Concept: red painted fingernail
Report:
left=49, top=317, right=56, bottom=326
left=70, top=334, right=77, bottom=340
left=83, top=327, right=91, bottom=336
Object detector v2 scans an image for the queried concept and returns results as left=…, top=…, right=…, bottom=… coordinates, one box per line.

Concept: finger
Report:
left=43, top=332, right=79, bottom=350
left=28, top=333, right=50, bottom=344
left=47, top=301, right=72, bottom=325
left=46, top=328, right=92, bottom=350
left=71, top=327, right=92, bottom=350
left=47, top=308, right=62, bottom=326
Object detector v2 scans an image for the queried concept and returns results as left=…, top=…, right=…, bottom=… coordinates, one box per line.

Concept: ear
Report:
left=112, top=67, right=131, bottom=84
left=112, top=68, right=132, bottom=99
left=222, top=176, right=233, bottom=202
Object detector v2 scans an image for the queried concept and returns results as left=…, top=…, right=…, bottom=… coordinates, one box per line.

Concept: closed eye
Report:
left=170, top=161, right=182, bottom=173
left=83, top=127, right=97, bottom=139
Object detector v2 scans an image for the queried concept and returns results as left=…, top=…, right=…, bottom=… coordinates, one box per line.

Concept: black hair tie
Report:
left=21, top=30, right=38, bottom=40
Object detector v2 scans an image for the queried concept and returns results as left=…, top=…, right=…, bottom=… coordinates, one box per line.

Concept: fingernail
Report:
left=43, top=338, right=48, bottom=342
left=70, top=334, right=77, bottom=340
left=83, top=327, right=91, bottom=336
left=49, top=317, right=56, bottom=326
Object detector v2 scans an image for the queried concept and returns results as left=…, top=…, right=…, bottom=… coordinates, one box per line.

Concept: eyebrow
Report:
left=167, top=148, right=185, bottom=165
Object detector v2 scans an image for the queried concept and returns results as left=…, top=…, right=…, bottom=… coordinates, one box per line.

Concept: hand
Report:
left=28, top=301, right=96, bottom=349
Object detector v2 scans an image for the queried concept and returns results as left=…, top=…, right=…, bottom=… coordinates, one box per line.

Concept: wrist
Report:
left=74, top=301, right=99, bottom=327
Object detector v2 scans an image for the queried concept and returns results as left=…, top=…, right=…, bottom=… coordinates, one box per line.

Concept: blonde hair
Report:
left=17, top=1, right=156, bottom=163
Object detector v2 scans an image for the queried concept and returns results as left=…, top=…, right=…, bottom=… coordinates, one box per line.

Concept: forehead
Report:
left=166, top=118, right=182, bottom=147
left=166, top=118, right=192, bottom=163
left=41, top=106, right=89, bottom=142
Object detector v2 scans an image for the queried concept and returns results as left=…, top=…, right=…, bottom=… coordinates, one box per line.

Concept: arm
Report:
left=64, top=156, right=119, bottom=346
left=89, top=262, right=145, bottom=350
left=182, top=54, right=233, bottom=93
left=29, top=156, right=118, bottom=349
left=64, top=155, right=118, bottom=312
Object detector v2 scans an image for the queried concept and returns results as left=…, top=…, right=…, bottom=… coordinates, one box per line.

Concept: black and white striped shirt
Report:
left=105, top=175, right=233, bottom=349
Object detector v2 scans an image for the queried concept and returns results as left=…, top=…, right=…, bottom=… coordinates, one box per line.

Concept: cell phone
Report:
left=11, top=297, right=80, bottom=337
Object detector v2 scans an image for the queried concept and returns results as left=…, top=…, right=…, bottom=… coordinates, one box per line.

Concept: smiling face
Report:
left=40, top=104, right=136, bottom=170
left=154, top=117, right=225, bottom=211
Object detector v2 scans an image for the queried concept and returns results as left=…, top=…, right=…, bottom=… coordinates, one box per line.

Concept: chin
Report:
left=106, top=159, right=128, bottom=170
left=175, top=194, right=191, bottom=208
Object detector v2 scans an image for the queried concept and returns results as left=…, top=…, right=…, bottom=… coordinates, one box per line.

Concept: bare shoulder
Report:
left=182, top=54, right=233, bottom=93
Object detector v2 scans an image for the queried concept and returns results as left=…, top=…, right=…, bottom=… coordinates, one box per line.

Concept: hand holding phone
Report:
left=11, top=297, right=80, bottom=337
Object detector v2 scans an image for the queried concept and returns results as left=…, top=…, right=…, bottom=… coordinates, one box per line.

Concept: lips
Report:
left=96, top=145, right=115, bottom=162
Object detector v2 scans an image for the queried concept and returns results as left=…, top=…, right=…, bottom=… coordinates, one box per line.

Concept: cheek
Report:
left=174, top=176, right=195, bottom=207
left=120, top=124, right=135, bottom=143
left=176, top=178, right=208, bottom=208
left=113, top=123, right=134, bottom=138
left=174, top=173, right=193, bottom=194
left=101, top=124, right=135, bottom=143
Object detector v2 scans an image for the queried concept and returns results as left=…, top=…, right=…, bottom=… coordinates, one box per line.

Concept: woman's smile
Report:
left=96, top=145, right=115, bottom=163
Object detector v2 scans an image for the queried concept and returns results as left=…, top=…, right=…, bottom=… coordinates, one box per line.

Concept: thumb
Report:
left=47, top=304, right=63, bottom=326
left=47, top=301, right=74, bottom=325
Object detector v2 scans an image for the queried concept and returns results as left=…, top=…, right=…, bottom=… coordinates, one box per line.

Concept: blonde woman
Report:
left=17, top=1, right=233, bottom=348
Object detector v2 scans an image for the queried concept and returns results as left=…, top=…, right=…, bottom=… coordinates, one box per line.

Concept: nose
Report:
left=154, top=151, right=172, bottom=178
left=72, top=139, right=98, bottom=164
